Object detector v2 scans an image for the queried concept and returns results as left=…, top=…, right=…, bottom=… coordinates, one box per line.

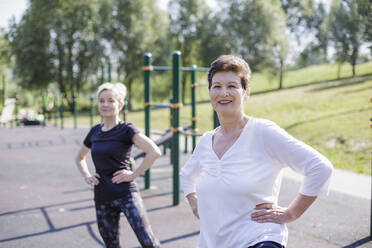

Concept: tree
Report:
left=8, top=0, right=105, bottom=109
left=222, top=0, right=289, bottom=87
left=329, top=0, right=365, bottom=76
left=280, top=0, right=331, bottom=67
left=357, top=0, right=372, bottom=56
left=0, top=28, right=11, bottom=71
left=168, top=0, right=210, bottom=103
left=198, top=13, right=233, bottom=67
left=280, top=0, right=316, bottom=37
left=99, top=0, right=169, bottom=109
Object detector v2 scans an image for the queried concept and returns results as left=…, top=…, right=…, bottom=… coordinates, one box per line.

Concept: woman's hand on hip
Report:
left=85, top=173, right=100, bottom=187
left=186, top=192, right=199, bottom=219
left=251, top=203, right=295, bottom=224
left=112, top=169, right=134, bottom=183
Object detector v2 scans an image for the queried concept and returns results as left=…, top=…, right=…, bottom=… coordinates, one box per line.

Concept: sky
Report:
left=0, top=0, right=219, bottom=30
left=0, top=0, right=28, bottom=30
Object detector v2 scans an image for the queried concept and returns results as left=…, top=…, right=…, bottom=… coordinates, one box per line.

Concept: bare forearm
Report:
left=252, top=193, right=317, bottom=224
left=286, top=194, right=317, bottom=221
left=186, top=192, right=199, bottom=218
left=75, top=158, right=91, bottom=179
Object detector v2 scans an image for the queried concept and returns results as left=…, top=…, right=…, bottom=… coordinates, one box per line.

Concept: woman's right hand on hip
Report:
left=186, top=192, right=199, bottom=219
left=85, top=173, right=100, bottom=187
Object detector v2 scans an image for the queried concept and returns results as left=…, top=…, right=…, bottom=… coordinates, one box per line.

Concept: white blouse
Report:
left=180, top=117, right=333, bottom=248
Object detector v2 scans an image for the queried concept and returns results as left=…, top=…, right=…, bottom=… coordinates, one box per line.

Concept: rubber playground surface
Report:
left=0, top=126, right=371, bottom=248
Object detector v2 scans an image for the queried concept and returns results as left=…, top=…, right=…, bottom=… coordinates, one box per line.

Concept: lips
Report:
left=218, top=100, right=232, bottom=104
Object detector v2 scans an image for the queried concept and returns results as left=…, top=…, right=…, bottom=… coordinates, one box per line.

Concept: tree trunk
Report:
left=279, top=58, right=284, bottom=89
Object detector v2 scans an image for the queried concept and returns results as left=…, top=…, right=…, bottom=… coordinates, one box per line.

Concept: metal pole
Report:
left=184, top=135, right=188, bottom=154
left=73, top=93, right=78, bottom=129
left=108, top=59, right=112, bottom=82
left=191, top=65, right=197, bottom=151
left=169, top=96, right=173, bottom=163
left=101, top=64, right=105, bottom=84
left=144, top=52, right=152, bottom=189
left=172, top=51, right=181, bottom=205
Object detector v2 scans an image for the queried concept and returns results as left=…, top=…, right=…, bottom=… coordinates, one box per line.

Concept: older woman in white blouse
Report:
left=180, top=55, right=333, bottom=248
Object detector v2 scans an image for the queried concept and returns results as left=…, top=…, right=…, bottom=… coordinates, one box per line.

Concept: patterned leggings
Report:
left=95, top=192, right=160, bottom=248
left=249, top=241, right=284, bottom=248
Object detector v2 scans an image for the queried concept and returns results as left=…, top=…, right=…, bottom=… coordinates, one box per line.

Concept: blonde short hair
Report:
left=96, top=82, right=127, bottom=102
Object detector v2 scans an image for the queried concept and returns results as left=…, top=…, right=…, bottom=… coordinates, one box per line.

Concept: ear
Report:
left=119, top=100, right=125, bottom=111
left=243, top=87, right=250, bottom=101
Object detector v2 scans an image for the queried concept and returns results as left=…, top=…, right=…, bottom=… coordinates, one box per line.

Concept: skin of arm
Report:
left=251, top=193, right=317, bottom=224
left=186, top=192, right=199, bottom=219
left=75, top=145, right=100, bottom=187
left=112, top=133, right=161, bottom=183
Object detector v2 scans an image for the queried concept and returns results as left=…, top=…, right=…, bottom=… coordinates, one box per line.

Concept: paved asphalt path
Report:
left=0, top=126, right=371, bottom=248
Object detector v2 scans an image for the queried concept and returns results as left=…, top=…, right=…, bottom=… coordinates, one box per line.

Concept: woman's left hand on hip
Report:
left=251, top=202, right=294, bottom=224
left=112, top=169, right=134, bottom=183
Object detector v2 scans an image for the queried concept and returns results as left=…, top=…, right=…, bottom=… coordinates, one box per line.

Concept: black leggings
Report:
left=95, top=192, right=160, bottom=248
left=249, top=241, right=285, bottom=248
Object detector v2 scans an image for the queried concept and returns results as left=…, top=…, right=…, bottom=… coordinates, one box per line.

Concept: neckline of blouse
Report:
left=211, top=117, right=253, bottom=161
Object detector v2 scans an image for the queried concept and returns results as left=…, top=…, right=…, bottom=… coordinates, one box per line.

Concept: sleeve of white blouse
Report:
left=179, top=136, right=204, bottom=197
left=261, top=120, right=333, bottom=196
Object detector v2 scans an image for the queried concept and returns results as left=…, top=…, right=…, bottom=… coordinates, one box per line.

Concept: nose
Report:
left=221, top=87, right=229, bottom=97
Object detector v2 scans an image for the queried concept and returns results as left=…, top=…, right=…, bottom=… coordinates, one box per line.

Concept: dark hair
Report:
left=208, top=55, right=251, bottom=90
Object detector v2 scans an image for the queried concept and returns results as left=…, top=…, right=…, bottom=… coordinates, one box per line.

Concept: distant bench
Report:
left=0, top=98, right=16, bottom=126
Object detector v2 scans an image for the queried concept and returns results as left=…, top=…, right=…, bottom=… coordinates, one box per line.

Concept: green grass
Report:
left=54, top=61, right=372, bottom=175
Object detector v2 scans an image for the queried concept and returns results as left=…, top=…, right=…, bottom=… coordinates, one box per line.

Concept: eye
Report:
left=228, top=85, right=236, bottom=88
left=213, top=85, right=221, bottom=89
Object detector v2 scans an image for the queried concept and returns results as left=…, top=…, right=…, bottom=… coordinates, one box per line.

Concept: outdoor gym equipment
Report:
left=142, top=51, right=218, bottom=205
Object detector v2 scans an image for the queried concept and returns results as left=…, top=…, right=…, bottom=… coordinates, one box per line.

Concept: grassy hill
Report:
left=123, top=74, right=371, bottom=175
left=59, top=61, right=372, bottom=175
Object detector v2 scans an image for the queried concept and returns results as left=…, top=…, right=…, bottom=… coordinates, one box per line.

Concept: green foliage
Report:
left=280, top=0, right=316, bottom=33
left=8, top=0, right=105, bottom=111
left=356, top=0, right=372, bottom=55
left=0, top=28, right=11, bottom=69
left=328, top=0, right=366, bottom=75
left=221, top=0, right=290, bottom=72
left=99, top=0, right=170, bottom=109
left=3, top=0, right=372, bottom=115
left=168, top=0, right=210, bottom=102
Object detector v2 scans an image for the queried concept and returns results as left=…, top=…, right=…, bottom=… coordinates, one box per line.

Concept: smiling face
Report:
left=98, top=89, right=124, bottom=118
left=209, top=71, right=249, bottom=116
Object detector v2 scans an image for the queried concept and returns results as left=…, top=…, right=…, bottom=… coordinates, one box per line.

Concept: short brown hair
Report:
left=208, top=55, right=251, bottom=90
